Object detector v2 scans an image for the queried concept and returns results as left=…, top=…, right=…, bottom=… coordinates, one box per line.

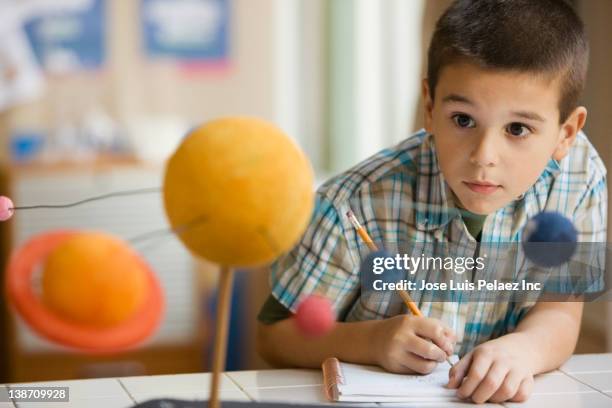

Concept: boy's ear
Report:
left=422, top=79, right=434, bottom=133
left=552, top=106, right=587, bottom=161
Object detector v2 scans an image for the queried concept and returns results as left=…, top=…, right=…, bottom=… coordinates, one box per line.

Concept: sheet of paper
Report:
left=338, top=356, right=458, bottom=401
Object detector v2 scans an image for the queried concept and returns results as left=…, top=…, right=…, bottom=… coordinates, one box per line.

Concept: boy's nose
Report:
left=469, top=131, right=499, bottom=167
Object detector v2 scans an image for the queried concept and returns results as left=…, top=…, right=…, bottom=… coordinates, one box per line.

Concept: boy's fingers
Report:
left=509, top=377, right=533, bottom=402
left=401, top=351, right=439, bottom=375
left=408, top=334, right=448, bottom=362
left=470, top=362, right=508, bottom=404
left=490, top=370, right=522, bottom=403
left=443, top=327, right=458, bottom=343
left=456, top=352, right=493, bottom=399
left=414, top=319, right=455, bottom=354
left=381, top=349, right=421, bottom=375
left=447, top=352, right=472, bottom=388
left=384, top=358, right=419, bottom=375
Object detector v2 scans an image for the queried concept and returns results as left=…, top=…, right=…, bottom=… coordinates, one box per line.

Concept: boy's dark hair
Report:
left=427, top=0, right=589, bottom=123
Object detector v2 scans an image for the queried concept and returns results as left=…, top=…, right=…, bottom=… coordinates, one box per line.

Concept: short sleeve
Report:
left=542, top=168, right=607, bottom=297
left=569, top=169, right=607, bottom=294
left=268, top=192, right=359, bottom=318
left=515, top=158, right=607, bottom=318
left=574, top=169, right=607, bottom=243
left=257, top=294, right=292, bottom=324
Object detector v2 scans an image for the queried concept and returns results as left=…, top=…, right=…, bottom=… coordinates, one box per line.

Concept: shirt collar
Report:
left=544, top=158, right=562, bottom=176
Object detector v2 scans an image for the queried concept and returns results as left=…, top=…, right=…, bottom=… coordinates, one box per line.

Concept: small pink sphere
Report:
left=294, top=295, right=335, bottom=337
left=0, top=196, right=14, bottom=222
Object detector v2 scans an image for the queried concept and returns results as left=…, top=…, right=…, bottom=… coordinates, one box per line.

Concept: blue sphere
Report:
left=522, top=211, right=577, bottom=267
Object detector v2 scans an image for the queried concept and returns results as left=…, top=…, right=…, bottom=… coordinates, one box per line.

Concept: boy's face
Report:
left=424, top=62, right=586, bottom=215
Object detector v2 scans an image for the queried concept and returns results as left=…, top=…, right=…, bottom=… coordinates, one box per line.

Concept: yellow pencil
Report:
left=346, top=210, right=454, bottom=367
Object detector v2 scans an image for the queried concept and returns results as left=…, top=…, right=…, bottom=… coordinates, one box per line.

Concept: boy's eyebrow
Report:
left=441, top=94, right=474, bottom=105
left=510, top=110, right=545, bottom=122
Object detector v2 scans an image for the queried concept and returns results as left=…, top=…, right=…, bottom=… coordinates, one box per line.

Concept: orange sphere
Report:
left=41, top=233, right=148, bottom=328
left=163, top=117, right=314, bottom=266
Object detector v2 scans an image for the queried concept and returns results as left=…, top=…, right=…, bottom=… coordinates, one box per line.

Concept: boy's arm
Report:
left=257, top=318, right=380, bottom=368
left=257, top=313, right=456, bottom=374
left=447, top=302, right=583, bottom=404
left=512, top=301, right=583, bottom=373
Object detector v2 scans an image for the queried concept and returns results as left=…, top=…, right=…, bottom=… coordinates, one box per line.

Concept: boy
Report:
left=257, top=0, right=606, bottom=404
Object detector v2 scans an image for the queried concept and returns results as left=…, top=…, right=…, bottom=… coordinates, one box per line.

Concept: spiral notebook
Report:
left=322, top=356, right=459, bottom=402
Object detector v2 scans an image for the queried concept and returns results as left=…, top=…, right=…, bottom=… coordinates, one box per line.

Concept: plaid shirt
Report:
left=270, top=129, right=607, bottom=355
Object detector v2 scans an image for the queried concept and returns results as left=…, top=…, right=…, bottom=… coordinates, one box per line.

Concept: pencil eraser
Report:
left=522, top=211, right=577, bottom=267
left=294, top=295, right=335, bottom=337
left=0, top=196, right=14, bottom=221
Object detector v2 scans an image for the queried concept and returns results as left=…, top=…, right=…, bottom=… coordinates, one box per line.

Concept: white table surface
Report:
left=2, top=354, right=612, bottom=408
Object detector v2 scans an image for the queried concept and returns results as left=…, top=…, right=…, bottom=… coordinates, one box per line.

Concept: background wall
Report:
left=577, top=0, right=612, bottom=352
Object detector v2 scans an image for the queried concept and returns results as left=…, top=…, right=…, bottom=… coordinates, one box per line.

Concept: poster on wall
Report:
left=141, top=0, right=230, bottom=72
left=0, top=28, right=44, bottom=111
left=23, top=0, right=106, bottom=74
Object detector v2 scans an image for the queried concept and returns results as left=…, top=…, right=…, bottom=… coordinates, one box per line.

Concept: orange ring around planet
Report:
left=5, top=230, right=164, bottom=353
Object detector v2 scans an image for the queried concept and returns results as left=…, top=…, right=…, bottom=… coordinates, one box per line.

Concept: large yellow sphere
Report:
left=42, top=233, right=148, bottom=328
left=163, top=117, right=314, bottom=266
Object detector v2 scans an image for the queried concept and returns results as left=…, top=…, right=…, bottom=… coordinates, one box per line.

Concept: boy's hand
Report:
left=447, top=333, right=535, bottom=404
left=372, top=315, right=456, bottom=374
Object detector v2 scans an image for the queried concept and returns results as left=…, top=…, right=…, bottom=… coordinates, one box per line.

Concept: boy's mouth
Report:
left=463, top=180, right=501, bottom=195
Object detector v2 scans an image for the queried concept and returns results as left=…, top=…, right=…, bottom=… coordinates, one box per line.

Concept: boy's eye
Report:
left=452, top=114, right=475, bottom=128
left=507, top=122, right=531, bottom=138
